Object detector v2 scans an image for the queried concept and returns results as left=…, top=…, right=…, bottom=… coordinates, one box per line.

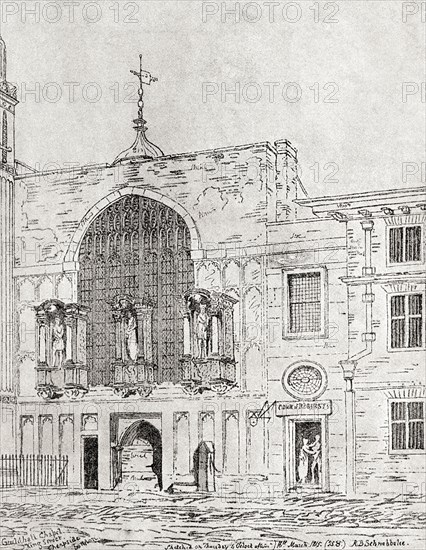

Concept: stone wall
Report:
left=14, top=141, right=296, bottom=399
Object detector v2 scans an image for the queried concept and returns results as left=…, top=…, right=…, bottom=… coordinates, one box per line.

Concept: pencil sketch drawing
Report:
left=0, top=1, right=425, bottom=549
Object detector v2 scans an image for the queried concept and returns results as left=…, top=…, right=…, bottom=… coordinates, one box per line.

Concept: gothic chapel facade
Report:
left=1, top=36, right=425, bottom=497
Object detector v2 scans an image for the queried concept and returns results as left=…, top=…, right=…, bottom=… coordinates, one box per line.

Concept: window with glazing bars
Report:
left=389, top=226, right=422, bottom=263
left=390, top=401, right=425, bottom=451
left=390, top=294, right=423, bottom=349
left=78, top=195, right=194, bottom=386
left=288, top=272, right=322, bottom=333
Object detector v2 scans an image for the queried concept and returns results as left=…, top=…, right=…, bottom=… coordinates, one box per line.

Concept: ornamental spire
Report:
left=113, top=54, right=163, bottom=165
left=0, top=32, right=6, bottom=82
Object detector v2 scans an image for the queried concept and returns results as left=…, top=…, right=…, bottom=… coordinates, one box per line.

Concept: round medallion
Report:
left=282, top=361, right=327, bottom=400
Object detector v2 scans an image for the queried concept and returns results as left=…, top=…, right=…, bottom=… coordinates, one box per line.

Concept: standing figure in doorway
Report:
left=309, top=435, right=322, bottom=485
left=298, top=438, right=313, bottom=484
left=52, top=316, right=65, bottom=368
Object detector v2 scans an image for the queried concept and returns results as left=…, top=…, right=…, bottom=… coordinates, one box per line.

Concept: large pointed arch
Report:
left=75, top=190, right=197, bottom=386
left=64, top=187, right=201, bottom=263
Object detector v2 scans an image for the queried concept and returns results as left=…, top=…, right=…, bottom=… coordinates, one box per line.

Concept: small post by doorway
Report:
left=82, top=436, right=99, bottom=490
left=193, top=441, right=216, bottom=492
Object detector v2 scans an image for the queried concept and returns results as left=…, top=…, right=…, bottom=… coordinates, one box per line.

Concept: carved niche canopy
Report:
left=34, top=300, right=89, bottom=400
left=179, top=289, right=238, bottom=396
left=110, top=295, right=157, bottom=399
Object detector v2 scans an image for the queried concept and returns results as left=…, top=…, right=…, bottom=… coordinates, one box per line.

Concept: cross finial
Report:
left=130, top=54, right=158, bottom=125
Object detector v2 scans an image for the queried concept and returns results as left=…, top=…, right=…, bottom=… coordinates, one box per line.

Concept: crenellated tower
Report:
left=0, top=33, right=18, bottom=452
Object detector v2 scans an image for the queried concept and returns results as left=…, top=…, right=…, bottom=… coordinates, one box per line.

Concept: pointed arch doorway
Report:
left=113, top=419, right=163, bottom=491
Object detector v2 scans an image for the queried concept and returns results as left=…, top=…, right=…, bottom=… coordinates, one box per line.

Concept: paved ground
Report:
left=0, top=489, right=425, bottom=550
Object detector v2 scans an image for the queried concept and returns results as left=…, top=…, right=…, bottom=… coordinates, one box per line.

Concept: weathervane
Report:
left=113, top=54, right=163, bottom=164
left=130, top=54, right=158, bottom=128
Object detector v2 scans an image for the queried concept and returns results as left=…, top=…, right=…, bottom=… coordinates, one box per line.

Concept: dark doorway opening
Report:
left=295, top=421, right=322, bottom=486
left=83, top=436, right=98, bottom=489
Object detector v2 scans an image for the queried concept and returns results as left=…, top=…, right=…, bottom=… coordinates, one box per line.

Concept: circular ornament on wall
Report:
left=282, top=361, right=327, bottom=400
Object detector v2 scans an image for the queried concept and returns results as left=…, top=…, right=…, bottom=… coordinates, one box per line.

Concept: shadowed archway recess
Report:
left=120, top=419, right=163, bottom=491
left=78, top=193, right=195, bottom=386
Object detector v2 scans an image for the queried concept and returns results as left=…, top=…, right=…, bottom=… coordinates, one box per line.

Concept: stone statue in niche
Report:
left=180, top=289, right=238, bottom=396
left=52, top=316, right=65, bottom=368
left=125, top=309, right=139, bottom=363
left=183, top=289, right=238, bottom=363
left=196, top=303, right=209, bottom=359
left=112, top=296, right=141, bottom=365
left=35, top=299, right=89, bottom=400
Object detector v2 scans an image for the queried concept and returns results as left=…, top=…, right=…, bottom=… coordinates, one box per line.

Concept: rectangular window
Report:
left=389, top=226, right=422, bottom=263
left=390, top=401, right=425, bottom=452
left=287, top=271, right=322, bottom=334
left=390, top=293, right=424, bottom=349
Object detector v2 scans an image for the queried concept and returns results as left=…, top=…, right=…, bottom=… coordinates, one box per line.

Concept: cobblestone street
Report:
left=0, top=489, right=425, bottom=550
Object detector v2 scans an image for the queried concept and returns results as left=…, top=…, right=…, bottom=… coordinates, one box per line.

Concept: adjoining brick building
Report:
left=1, top=35, right=424, bottom=497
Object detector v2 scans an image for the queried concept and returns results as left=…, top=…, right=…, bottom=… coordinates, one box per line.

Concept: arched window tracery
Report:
left=78, top=195, right=194, bottom=386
